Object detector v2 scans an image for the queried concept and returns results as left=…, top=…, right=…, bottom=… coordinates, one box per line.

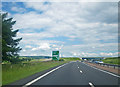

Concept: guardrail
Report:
left=88, top=62, right=120, bottom=69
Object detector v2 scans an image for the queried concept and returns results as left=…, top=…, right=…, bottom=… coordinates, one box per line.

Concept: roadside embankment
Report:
left=85, top=62, right=120, bottom=75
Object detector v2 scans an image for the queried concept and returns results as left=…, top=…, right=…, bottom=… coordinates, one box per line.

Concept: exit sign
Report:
left=52, top=51, right=59, bottom=60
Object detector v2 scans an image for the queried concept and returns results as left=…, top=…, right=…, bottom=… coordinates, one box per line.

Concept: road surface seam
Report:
left=22, top=62, right=69, bottom=87
left=83, top=62, right=120, bottom=78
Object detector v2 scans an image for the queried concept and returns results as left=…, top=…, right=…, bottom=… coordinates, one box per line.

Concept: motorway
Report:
left=22, top=61, right=119, bottom=87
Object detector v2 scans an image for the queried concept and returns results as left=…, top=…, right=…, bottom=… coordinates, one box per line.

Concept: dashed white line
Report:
left=80, top=70, right=83, bottom=73
left=89, top=82, right=95, bottom=87
left=22, top=63, right=69, bottom=87
left=78, top=67, right=79, bottom=68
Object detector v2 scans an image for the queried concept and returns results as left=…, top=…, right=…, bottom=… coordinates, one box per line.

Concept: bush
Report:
left=59, top=59, right=64, bottom=61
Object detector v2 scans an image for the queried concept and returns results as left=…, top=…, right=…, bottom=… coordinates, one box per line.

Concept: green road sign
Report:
left=52, top=51, right=59, bottom=60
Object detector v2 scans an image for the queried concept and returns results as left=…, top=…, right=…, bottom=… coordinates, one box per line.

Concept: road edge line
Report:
left=83, top=62, right=120, bottom=78
left=22, top=62, right=69, bottom=87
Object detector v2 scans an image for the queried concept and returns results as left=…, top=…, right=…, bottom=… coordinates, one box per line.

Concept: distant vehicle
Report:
left=95, top=61, right=103, bottom=64
left=98, top=61, right=104, bottom=63
left=94, top=61, right=99, bottom=64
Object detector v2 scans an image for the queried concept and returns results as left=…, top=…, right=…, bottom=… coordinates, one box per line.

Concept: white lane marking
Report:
left=83, top=62, right=120, bottom=78
left=80, top=70, right=83, bottom=73
left=22, top=63, right=69, bottom=87
left=89, top=82, right=95, bottom=87
left=78, top=67, right=79, bottom=68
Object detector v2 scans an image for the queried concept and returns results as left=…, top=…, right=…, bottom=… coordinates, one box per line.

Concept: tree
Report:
left=1, top=13, right=22, bottom=63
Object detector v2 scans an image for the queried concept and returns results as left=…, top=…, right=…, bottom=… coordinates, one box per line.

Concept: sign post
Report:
left=52, top=51, right=59, bottom=60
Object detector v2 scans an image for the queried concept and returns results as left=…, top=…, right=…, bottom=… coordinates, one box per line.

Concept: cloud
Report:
left=22, top=49, right=26, bottom=52
left=58, top=42, right=118, bottom=57
left=71, top=52, right=119, bottom=57
left=35, top=43, right=51, bottom=51
left=2, top=0, right=120, bottom=2
left=24, top=2, right=51, bottom=11
left=100, top=52, right=118, bottom=56
left=25, top=45, right=32, bottom=48
left=11, top=7, right=26, bottom=13
left=13, top=11, right=53, bottom=29
left=4, top=2, right=118, bottom=57
left=17, top=32, right=54, bottom=39
left=13, top=2, right=118, bottom=42
left=31, top=48, right=38, bottom=51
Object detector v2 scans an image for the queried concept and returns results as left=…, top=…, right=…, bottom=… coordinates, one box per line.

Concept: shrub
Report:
left=59, top=59, right=64, bottom=61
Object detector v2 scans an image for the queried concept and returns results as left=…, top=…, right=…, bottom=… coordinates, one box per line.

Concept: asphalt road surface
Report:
left=22, top=61, right=119, bottom=87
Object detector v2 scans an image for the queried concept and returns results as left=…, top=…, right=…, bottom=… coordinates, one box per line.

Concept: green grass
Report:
left=102, top=57, right=120, bottom=65
left=2, top=61, right=68, bottom=85
left=61, top=57, right=81, bottom=61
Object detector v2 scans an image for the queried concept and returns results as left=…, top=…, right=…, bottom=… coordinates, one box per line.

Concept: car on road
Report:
left=95, top=61, right=103, bottom=64
left=98, top=61, right=104, bottom=63
left=94, top=61, right=99, bottom=64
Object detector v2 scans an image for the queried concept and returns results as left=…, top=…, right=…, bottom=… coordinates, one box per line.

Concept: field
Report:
left=2, top=57, right=79, bottom=85
left=61, top=57, right=81, bottom=61
left=102, top=57, right=120, bottom=65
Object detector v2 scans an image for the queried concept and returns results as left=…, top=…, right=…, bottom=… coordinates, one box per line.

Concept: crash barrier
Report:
left=88, top=61, right=120, bottom=69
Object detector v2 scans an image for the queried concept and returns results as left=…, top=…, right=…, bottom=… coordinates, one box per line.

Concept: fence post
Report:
left=114, top=66, right=115, bottom=69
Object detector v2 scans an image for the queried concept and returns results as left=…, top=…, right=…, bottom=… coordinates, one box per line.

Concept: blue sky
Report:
left=2, top=1, right=119, bottom=57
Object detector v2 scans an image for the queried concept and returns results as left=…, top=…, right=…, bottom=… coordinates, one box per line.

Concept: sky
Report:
left=1, top=1, right=119, bottom=57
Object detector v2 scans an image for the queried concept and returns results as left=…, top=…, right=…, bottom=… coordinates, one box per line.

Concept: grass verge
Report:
left=2, top=61, right=68, bottom=85
left=61, top=57, right=81, bottom=61
left=102, top=57, right=120, bottom=65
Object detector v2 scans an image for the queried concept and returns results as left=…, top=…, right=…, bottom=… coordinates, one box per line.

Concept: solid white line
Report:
left=89, top=82, right=95, bottom=87
left=80, top=70, right=83, bottom=73
left=83, top=62, right=120, bottom=78
left=22, top=63, right=69, bottom=87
